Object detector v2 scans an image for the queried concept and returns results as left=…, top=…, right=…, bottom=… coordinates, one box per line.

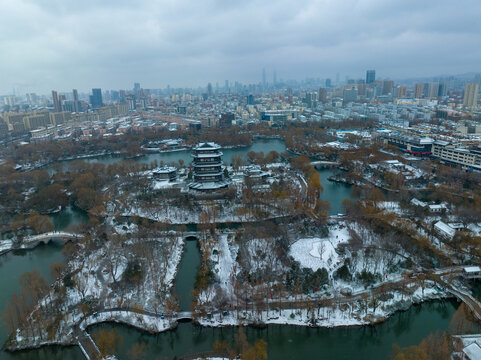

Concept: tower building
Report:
left=463, top=83, right=479, bottom=108
left=189, top=142, right=228, bottom=191
left=90, top=88, right=103, bottom=109
left=366, top=70, right=376, bottom=84
left=52, top=90, right=60, bottom=112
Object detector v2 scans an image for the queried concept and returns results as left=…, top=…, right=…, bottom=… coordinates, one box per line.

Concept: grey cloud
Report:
left=1, top=0, right=480, bottom=94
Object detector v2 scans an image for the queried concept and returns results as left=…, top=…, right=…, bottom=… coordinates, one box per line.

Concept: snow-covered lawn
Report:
left=289, top=224, right=350, bottom=273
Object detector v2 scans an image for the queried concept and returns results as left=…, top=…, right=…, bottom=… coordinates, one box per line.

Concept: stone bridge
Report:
left=183, top=231, right=200, bottom=240
left=176, top=311, right=193, bottom=321
left=310, top=161, right=340, bottom=169
left=22, top=231, right=84, bottom=246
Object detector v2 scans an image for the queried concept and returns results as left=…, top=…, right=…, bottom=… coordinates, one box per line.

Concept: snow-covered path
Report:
left=216, top=233, right=237, bottom=294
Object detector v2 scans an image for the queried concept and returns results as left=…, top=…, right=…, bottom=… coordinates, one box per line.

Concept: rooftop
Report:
left=193, top=142, right=221, bottom=151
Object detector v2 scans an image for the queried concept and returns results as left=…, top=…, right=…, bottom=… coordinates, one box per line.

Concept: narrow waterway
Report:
left=88, top=300, right=458, bottom=360
left=175, top=239, right=202, bottom=312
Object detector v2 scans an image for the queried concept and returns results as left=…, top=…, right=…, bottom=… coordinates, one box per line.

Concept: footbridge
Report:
left=434, top=267, right=481, bottom=321
left=446, top=286, right=481, bottom=321
left=183, top=231, right=200, bottom=240
left=310, top=161, right=340, bottom=169
left=176, top=311, right=193, bottom=321
left=75, top=328, right=103, bottom=360
left=22, top=231, right=84, bottom=246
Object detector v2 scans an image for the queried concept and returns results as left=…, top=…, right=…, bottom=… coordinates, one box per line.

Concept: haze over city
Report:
left=1, top=0, right=481, bottom=94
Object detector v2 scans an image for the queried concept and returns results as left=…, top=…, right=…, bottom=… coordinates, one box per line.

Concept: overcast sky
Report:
left=1, top=0, right=480, bottom=95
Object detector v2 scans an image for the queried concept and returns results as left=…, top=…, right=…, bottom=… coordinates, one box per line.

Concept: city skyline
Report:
left=1, top=0, right=481, bottom=94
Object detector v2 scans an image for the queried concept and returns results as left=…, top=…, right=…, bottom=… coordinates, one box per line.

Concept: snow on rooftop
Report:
left=463, top=342, right=481, bottom=359
left=463, top=266, right=481, bottom=273
left=434, top=221, right=455, bottom=237
left=411, top=198, right=427, bottom=207
left=193, top=142, right=221, bottom=150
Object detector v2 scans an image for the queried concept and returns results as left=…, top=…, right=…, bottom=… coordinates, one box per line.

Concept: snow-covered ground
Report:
left=11, top=231, right=185, bottom=348
left=196, top=285, right=449, bottom=329
left=0, top=239, right=13, bottom=254
left=81, top=310, right=172, bottom=333
left=122, top=202, right=291, bottom=224
left=289, top=224, right=350, bottom=273
left=212, top=233, right=238, bottom=296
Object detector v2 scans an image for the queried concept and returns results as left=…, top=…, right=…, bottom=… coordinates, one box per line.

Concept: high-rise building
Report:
left=207, top=83, right=213, bottom=97
left=134, top=82, right=140, bottom=93
left=366, top=70, right=376, bottom=84
left=357, top=84, right=366, bottom=96
left=414, top=84, right=424, bottom=99
left=246, top=94, right=255, bottom=105
left=438, top=83, right=447, bottom=97
left=26, top=93, right=37, bottom=105
left=306, top=92, right=317, bottom=108
left=3, top=95, right=16, bottom=107
left=111, top=90, right=120, bottom=102
left=52, top=90, right=60, bottom=112
left=262, top=68, right=266, bottom=89
left=397, top=86, right=407, bottom=98
left=90, top=88, right=103, bottom=109
left=463, top=83, right=479, bottom=108
left=318, top=88, right=327, bottom=103
left=72, top=89, right=79, bottom=112
left=422, top=83, right=430, bottom=98
left=219, top=113, right=234, bottom=128
left=427, top=83, right=439, bottom=98
left=382, top=80, right=394, bottom=95
left=273, top=71, right=277, bottom=85
left=0, top=118, right=8, bottom=138
left=343, top=86, right=358, bottom=105
left=325, top=78, right=332, bottom=88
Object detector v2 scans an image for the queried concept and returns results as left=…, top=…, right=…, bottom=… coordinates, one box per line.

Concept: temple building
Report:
left=189, top=142, right=228, bottom=191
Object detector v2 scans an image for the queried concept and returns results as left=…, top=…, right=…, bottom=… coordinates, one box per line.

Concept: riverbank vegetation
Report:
left=4, top=223, right=184, bottom=351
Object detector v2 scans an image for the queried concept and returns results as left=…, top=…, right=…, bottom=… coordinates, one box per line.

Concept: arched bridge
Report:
left=176, top=311, right=193, bottom=321
left=22, top=231, right=84, bottom=246
left=183, top=231, right=200, bottom=240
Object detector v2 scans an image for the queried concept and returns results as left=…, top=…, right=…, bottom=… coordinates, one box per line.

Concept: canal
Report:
left=88, top=300, right=458, bottom=360
left=175, top=238, right=202, bottom=312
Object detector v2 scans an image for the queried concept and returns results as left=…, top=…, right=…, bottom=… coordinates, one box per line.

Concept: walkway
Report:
left=435, top=271, right=481, bottom=321
left=176, top=311, right=193, bottom=320
left=310, top=161, right=340, bottom=168
left=75, top=328, right=103, bottom=360
left=447, top=286, right=481, bottom=321
left=22, top=231, right=84, bottom=245
left=183, top=231, right=200, bottom=239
